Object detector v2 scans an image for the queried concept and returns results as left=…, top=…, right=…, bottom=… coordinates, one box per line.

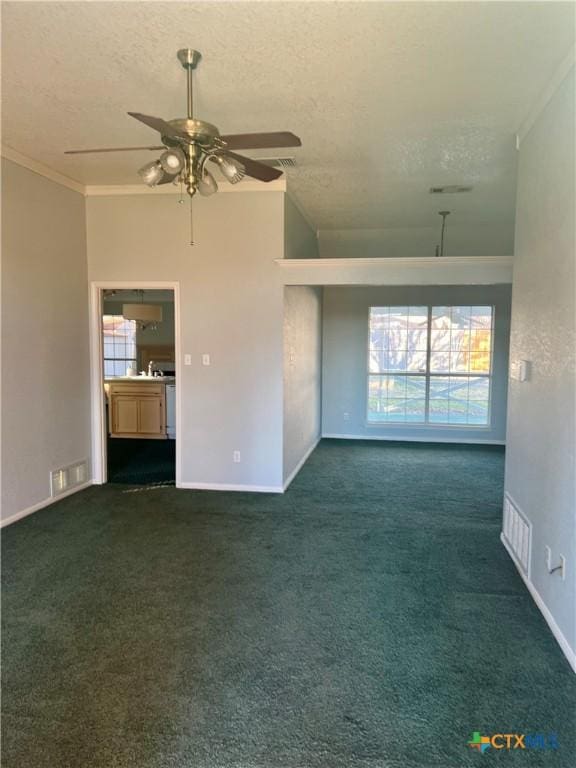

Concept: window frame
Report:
left=102, top=314, right=138, bottom=378
left=366, top=304, right=495, bottom=429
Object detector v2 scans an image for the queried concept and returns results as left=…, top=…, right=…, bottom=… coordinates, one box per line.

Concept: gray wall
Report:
left=87, top=191, right=285, bottom=490
left=504, top=67, right=575, bottom=655
left=282, top=194, right=322, bottom=484
left=322, top=284, right=511, bottom=442
left=284, top=195, right=318, bottom=260
left=1, top=159, right=91, bottom=522
left=283, top=286, right=322, bottom=484
left=319, top=222, right=514, bottom=259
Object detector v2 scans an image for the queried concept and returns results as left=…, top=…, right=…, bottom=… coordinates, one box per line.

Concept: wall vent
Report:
left=430, top=185, right=473, bottom=194
left=502, top=494, right=531, bottom=574
left=50, top=460, right=88, bottom=498
left=259, top=157, right=297, bottom=168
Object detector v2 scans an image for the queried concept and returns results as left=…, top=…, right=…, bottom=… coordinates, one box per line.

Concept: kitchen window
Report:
left=368, top=305, right=494, bottom=426
left=102, top=315, right=137, bottom=377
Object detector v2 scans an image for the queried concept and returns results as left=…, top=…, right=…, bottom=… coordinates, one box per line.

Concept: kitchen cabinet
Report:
left=107, top=381, right=166, bottom=439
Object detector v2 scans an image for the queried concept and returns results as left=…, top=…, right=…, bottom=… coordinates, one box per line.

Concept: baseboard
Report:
left=283, top=437, right=320, bottom=492
left=322, top=432, right=505, bottom=445
left=1, top=481, right=94, bottom=528
left=500, top=533, right=576, bottom=673
left=178, top=481, right=283, bottom=494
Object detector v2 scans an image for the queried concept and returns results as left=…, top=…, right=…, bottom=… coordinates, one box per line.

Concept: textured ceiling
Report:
left=2, top=1, right=574, bottom=231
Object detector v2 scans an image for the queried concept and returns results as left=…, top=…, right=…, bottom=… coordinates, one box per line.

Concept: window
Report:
left=368, top=306, right=494, bottom=426
left=102, top=315, right=137, bottom=377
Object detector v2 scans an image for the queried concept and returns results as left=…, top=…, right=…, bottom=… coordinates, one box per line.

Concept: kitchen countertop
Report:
left=105, top=376, right=175, bottom=383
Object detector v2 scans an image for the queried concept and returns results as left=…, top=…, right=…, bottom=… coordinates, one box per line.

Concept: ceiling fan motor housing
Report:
left=165, top=118, right=221, bottom=148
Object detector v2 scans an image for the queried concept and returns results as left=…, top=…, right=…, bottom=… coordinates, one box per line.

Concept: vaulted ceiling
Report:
left=2, top=1, right=574, bottom=234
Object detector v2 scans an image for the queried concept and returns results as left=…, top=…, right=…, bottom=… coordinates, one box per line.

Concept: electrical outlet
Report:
left=233, top=450, right=241, bottom=463
left=545, top=546, right=552, bottom=572
left=343, top=412, right=350, bottom=421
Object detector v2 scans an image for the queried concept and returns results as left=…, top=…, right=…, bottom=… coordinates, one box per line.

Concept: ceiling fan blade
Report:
left=65, top=146, right=164, bottom=155
left=224, top=151, right=283, bottom=182
left=220, top=132, right=302, bottom=150
left=127, top=112, right=191, bottom=142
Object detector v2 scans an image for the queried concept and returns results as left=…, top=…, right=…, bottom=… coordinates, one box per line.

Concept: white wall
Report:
left=504, top=67, right=575, bottom=662
left=322, top=284, right=511, bottom=443
left=87, top=191, right=286, bottom=491
left=283, top=287, right=322, bottom=484
left=1, top=159, right=91, bottom=523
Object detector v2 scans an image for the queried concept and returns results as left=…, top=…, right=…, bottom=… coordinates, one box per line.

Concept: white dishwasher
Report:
left=165, top=383, right=176, bottom=439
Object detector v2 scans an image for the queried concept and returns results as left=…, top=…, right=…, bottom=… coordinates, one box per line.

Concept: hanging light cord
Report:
left=436, top=211, right=450, bottom=257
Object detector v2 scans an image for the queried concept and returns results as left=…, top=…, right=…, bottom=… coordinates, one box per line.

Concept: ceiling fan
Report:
left=65, top=49, right=302, bottom=198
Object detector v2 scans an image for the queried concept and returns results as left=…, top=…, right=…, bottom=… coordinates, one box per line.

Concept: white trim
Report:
left=85, top=179, right=286, bottom=196
left=179, top=482, right=283, bottom=494
left=322, top=433, right=505, bottom=445
left=279, top=256, right=513, bottom=268
left=500, top=533, right=576, bottom=674
left=1, top=145, right=287, bottom=197
left=1, top=481, right=93, bottom=528
left=89, top=281, right=182, bottom=488
left=2, top=145, right=85, bottom=195
left=517, top=45, right=575, bottom=147
left=283, top=437, right=320, bottom=491
left=276, top=256, right=513, bottom=286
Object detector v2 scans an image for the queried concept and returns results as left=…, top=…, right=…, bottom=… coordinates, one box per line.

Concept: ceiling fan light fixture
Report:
left=160, top=148, right=186, bottom=174
left=198, top=169, right=218, bottom=197
left=211, top=155, right=245, bottom=184
left=138, top=159, right=164, bottom=187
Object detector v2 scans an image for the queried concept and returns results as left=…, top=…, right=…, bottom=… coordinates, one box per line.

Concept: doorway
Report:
left=89, top=282, right=181, bottom=487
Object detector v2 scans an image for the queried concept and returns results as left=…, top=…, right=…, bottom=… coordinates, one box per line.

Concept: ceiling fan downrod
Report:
left=177, top=48, right=202, bottom=120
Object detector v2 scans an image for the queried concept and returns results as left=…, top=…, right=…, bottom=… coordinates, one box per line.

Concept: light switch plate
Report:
left=184, top=354, right=192, bottom=366
left=202, top=354, right=210, bottom=366
left=511, top=359, right=531, bottom=382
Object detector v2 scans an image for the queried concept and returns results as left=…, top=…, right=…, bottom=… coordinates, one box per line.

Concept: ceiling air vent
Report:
left=259, top=157, right=297, bottom=169
left=430, top=185, right=473, bottom=194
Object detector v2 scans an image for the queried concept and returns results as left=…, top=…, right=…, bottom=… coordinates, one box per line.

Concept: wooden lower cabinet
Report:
left=138, top=396, right=164, bottom=436
left=112, top=396, right=139, bottom=435
left=107, top=382, right=166, bottom=439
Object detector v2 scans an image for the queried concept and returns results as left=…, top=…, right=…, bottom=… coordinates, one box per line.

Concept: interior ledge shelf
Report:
left=275, top=256, right=513, bottom=286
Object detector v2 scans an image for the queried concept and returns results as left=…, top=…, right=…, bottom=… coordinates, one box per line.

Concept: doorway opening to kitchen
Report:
left=90, top=283, right=180, bottom=487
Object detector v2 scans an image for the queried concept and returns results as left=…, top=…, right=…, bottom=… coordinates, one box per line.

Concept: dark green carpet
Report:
left=2, top=440, right=575, bottom=767
left=107, top=438, right=175, bottom=484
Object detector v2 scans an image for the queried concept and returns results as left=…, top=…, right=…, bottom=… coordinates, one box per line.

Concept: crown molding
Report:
left=1, top=145, right=287, bottom=197
left=516, top=44, right=575, bottom=148
left=1, top=145, right=85, bottom=195
left=84, top=179, right=286, bottom=196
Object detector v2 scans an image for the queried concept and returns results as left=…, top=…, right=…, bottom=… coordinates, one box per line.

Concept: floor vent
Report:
left=502, top=494, right=531, bottom=575
left=50, top=461, right=88, bottom=497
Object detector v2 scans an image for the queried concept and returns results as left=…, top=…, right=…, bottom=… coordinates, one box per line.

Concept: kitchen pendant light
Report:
left=122, top=290, right=163, bottom=330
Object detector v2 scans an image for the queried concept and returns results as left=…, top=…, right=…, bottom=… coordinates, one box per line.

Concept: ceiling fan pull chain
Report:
left=189, top=196, right=195, bottom=246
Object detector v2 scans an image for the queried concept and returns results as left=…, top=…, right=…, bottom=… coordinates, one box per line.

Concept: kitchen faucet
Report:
left=147, top=360, right=155, bottom=376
